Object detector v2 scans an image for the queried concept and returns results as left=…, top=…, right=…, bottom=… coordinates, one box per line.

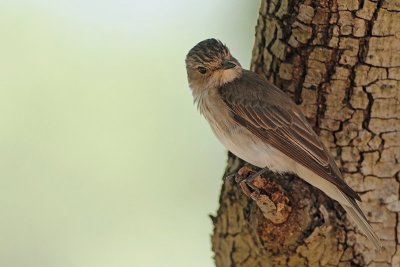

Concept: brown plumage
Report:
left=219, top=70, right=360, bottom=201
left=185, top=38, right=381, bottom=249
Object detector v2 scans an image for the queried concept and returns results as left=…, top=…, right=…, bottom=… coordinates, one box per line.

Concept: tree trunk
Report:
left=211, top=1, right=400, bottom=266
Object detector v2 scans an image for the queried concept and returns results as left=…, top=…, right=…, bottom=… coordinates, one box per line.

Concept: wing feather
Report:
left=220, top=70, right=360, bottom=201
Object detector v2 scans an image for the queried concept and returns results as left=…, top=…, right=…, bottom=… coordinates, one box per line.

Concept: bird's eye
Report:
left=197, top=67, right=207, bottom=74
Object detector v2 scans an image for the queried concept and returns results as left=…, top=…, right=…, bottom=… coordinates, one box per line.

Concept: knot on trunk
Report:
left=238, top=166, right=291, bottom=224
left=237, top=165, right=328, bottom=252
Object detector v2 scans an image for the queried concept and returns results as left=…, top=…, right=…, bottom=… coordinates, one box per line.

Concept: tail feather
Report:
left=341, top=194, right=382, bottom=250
left=295, top=164, right=381, bottom=249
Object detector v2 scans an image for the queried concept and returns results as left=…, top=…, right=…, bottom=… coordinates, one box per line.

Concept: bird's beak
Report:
left=222, top=60, right=236, bottom=70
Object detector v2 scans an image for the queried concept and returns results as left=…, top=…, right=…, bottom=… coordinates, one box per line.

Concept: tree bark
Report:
left=211, top=0, right=400, bottom=266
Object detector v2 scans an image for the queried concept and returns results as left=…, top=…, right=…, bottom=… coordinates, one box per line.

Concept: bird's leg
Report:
left=232, top=166, right=270, bottom=198
left=245, top=167, right=270, bottom=182
left=234, top=166, right=269, bottom=183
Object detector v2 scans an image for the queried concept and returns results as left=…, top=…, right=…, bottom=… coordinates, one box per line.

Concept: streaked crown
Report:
left=185, top=39, right=242, bottom=92
left=186, top=39, right=230, bottom=68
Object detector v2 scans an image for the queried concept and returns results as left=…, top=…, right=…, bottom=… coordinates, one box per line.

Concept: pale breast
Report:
left=196, top=88, right=296, bottom=173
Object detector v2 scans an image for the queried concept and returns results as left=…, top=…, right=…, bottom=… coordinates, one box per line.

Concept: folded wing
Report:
left=219, top=70, right=360, bottom=201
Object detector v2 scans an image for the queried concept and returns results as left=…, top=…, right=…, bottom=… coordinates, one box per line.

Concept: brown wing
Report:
left=220, top=70, right=360, bottom=201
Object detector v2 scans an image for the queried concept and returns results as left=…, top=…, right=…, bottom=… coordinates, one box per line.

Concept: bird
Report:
left=185, top=38, right=381, bottom=249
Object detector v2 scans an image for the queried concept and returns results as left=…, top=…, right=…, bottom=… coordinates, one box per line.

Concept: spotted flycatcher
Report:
left=185, top=38, right=380, bottom=249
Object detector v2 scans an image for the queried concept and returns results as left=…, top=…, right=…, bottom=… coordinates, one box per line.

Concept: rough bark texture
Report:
left=211, top=0, right=400, bottom=266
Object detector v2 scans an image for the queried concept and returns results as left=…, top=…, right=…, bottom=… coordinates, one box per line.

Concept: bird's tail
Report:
left=341, top=194, right=382, bottom=250
left=295, top=164, right=381, bottom=249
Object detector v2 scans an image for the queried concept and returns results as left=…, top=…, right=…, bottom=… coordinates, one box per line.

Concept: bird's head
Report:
left=185, top=39, right=242, bottom=92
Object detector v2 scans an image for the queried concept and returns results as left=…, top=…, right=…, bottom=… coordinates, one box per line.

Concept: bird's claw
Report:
left=239, top=179, right=261, bottom=199
left=223, top=172, right=237, bottom=182
left=227, top=166, right=265, bottom=199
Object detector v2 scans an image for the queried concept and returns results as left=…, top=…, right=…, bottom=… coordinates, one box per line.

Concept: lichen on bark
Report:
left=211, top=0, right=400, bottom=266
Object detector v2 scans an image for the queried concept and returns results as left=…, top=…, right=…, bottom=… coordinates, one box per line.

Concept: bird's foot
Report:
left=229, top=166, right=269, bottom=199
left=223, top=172, right=237, bottom=182
left=226, top=166, right=292, bottom=224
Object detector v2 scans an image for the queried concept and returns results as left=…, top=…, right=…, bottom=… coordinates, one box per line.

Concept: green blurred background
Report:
left=0, top=1, right=259, bottom=266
